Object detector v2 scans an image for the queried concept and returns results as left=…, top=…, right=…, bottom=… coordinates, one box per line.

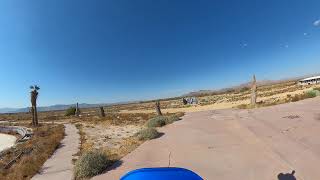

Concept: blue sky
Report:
left=0, top=0, right=320, bottom=108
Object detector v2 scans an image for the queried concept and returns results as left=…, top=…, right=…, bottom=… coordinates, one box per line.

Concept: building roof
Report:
left=299, top=76, right=320, bottom=82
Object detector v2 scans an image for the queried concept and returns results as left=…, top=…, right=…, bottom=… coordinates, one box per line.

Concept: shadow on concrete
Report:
left=102, top=160, right=124, bottom=173
left=277, top=170, right=296, bottom=180
left=57, top=143, right=65, bottom=149
left=156, top=132, right=165, bottom=139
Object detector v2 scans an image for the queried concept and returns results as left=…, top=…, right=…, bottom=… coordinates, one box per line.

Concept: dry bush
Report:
left=291, top=91, right=318, bottom=102
left=165, top=115, right=180, bottom=124
left=236, top=104, right=252, bottom=109
left=135, top=128, right=160, bottom=140
left=74, top=151, right=110, bottom=179
left=145, top=116, right=167, bottom=127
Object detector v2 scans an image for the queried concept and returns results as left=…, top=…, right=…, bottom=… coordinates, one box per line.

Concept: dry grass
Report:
left=0, top=124, right=64, bottom=180
left=74, top=123, right=93, bottom=155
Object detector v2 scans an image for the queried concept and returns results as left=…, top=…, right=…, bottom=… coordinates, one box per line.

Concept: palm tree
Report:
left=30, top=85, right=40, bottom=126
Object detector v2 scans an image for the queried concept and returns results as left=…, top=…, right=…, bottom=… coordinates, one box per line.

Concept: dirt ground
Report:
left=94, top=97, right=320, bottom=180
left=82, top=124, right=143, bottom=149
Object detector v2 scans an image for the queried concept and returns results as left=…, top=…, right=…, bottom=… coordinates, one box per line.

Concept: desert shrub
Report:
left=145, top=116, right=167, bottom=127
left=305, top=90, right=318, bottom=98
left=135, top=128, right=160, bottom=140
left=313, top=87, right=320, bottom=91
left=291, top=90, right=319, bottom=102
left=65, top=107, right=76, bottom=116
left=165, top=115, right=180, bottom=124
left=175, top=112, right=185, bottom=118
left=291, top=94, right=301, bottom=102
left=237, top=104, right=250, bottom=109
left=74, top=151, right=109, bottom=179
left=240, top=86, right=250, bottom=92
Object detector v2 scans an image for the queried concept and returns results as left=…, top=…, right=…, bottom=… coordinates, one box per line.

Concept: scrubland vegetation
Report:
left=0, top=124, right=64, bottom=180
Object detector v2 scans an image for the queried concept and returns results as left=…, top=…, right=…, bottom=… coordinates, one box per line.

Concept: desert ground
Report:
left=0, top=80, right=320, bottom=179
left=95, top=97, right=320, bottom=180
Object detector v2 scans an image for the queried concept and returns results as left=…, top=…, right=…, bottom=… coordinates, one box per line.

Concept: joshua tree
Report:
left=99, top=106, right=105, bottom=117
left=75, top=102, right=80, bottom=117
left=155, top=101, right=162, bottom=116
left=251, top=75, right=257, bottom=106
left=30, top=85, right=40, bottom=126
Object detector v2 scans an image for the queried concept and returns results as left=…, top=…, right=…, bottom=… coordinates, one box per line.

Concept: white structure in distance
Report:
left=298, top=76, right=320, bottom=85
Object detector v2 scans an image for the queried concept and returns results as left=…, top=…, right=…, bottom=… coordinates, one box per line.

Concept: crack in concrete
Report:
left=168, top=151, right=171, bottom=167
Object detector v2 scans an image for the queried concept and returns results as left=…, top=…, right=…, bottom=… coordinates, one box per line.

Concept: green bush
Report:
left=305, top=90, right=318, bottom=98
left=290, top=90, right=319, bottom=102
left=135, top=128, right=160, bottom=140
left=65, top=107, right=76, bottom=116
left=165, top=115, right=180, bottom=124
left=74, top=151, right=109, bottom=179
left=145, top=116, right=167, bottom=127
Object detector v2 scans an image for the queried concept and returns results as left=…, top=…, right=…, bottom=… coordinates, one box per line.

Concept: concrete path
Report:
left=32, top=124, right=80, bottom=180
left=93, top=97, right=320, bottom=180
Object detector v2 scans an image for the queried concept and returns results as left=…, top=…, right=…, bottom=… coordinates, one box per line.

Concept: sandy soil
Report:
left=83, top=124, right=143, bottom=149
left=0, top=133, right=16, bottom=152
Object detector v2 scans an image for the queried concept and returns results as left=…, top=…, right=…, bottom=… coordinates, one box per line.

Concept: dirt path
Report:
left=32, top=124, right=80, bottom=180
left=93, top=97, right=320, bottom=180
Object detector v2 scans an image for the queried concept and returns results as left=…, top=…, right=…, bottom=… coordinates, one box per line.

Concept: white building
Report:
left=298, top=76, right=320, bottom=85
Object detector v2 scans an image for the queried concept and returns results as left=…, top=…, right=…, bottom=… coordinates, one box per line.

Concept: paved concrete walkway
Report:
left=93, top=97, right=320, bottom=180
left=32, top=124, right=80, bottom=180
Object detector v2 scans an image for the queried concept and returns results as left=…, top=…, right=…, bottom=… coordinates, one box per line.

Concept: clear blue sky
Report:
left=0, top=0, right=320, bottom=108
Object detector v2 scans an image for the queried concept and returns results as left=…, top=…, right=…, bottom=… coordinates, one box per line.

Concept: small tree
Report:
left=155, top=101, right=162, bottom=116
left=251, top=75, right=257, bottom=106
left=65, top=107, right=76, bottom=116
left=30, top=85, right=40, bottom=126
left=99, top=106, right=105, bottom=117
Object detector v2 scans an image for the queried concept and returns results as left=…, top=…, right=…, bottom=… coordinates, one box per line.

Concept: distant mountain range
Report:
left=0, top=103, right=108, bottom=114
